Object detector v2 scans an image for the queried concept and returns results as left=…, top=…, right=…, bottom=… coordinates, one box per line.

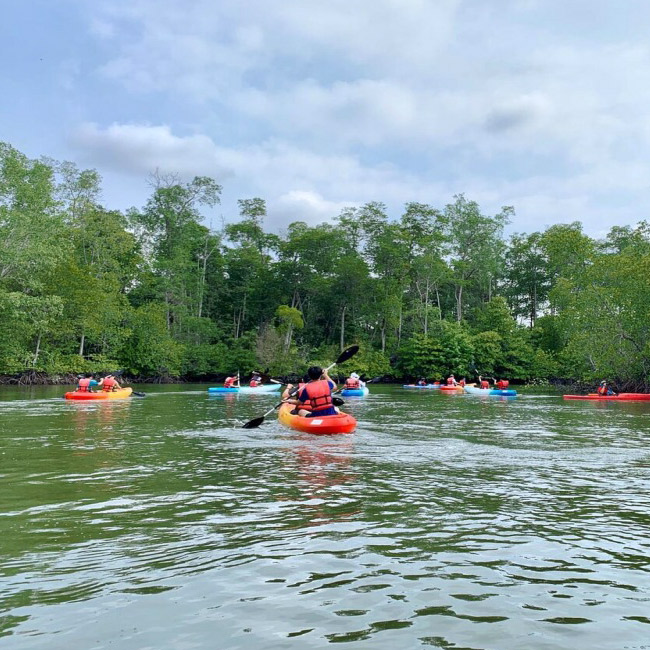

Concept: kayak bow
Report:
left=277, top=403, right=356, bottom=435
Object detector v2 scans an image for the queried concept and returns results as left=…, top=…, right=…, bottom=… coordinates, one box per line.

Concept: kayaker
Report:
left=417, top=378, right=427, bottom=386
left=344, top=372, right=364, bottom=390
left=446, top=374, right=457, bottom=386
left=459, top=377, right=466, bottom=387
left=296, top=366, right=338, bottom=417
left=597, top=380, right=616, bottom=396
left=224, top=374, right=240, bottom=388
left=495, top=378, right=509, bottom=390
left=478, top=375, right=490, bottom=389
left=102, top=374, right=122, bottom=392
left=249, top=372, right=262, bottom=387
left=77, top=373, right=102, bottom=393
left=283, top=375, right=307, bottom=406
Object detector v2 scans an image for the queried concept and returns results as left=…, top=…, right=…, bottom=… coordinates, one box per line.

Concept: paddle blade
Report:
left=132, top=391, right=146, bottom=397
left=336, top=345, right=359, bottom=366
left=242, top=416, right=265, bottom=429
left=332, top=397, right=345, bottom=407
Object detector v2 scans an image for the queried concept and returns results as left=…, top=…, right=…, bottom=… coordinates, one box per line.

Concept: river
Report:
left=1, top=384, right=649, bottom=649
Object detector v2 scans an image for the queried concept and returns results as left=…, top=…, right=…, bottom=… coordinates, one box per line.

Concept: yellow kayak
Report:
left=64, top=387, right=133, bottom=400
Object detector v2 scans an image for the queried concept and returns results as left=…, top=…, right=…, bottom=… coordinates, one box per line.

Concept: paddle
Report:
left=242, top=345, right=358, bottom=429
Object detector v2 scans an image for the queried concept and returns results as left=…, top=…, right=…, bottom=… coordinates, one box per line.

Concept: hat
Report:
left=351, top=372, right=359, bottom=379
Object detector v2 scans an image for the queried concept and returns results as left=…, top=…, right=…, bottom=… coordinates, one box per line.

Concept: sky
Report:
left=2, top=0, right=650, bottom=235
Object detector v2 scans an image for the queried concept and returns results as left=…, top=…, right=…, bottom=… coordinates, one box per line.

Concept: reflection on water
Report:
left=0, top=385, right=649, bottom=649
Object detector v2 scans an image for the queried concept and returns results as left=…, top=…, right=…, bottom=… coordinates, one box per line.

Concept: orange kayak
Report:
left=278, top=403, right=356, bottom=434
left=64, top=388, right=133, bottom=400
left=440, top=385, right=463, bottom=392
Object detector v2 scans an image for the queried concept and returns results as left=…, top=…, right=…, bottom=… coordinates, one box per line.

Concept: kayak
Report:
left=65, top=387, right=133, bottom=400
left=464, top=386, right=517, bottom=397
left=208, top=384, right=281, bottom=394
left=340, top=386, right=369, bottom=397
left=563, top=393, right=650, bottom=401
left=278, top=403, right=356, bottom=435
left=440, top=385, right=463, bottom=392
left=403, top=384, right=441, bottom=389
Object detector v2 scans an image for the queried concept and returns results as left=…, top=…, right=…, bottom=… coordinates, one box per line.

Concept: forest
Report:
left=1, top=141, right=649, bottom=387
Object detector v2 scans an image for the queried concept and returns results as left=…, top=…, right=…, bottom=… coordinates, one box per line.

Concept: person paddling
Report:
left=344, top=372, right=365, bottom=390
left=102, top=374, right=121, bottom=392
left=77, top=373, right=102, bottom=393
left=224, top=374, right=240, bottom=388
left=495, top=378, right=510, bottom=390
left=478, top=375, right=490, bottom=389
left=296, top=366, right=338, bottom=417
left=446, top=374, right=458, bottom=386
left=597, top=380, right=616, bottom=396
left=417, top=377, right=427, bottom=386
left=249, top=372, right=262, bottom=387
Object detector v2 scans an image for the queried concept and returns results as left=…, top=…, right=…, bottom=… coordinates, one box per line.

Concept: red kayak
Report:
left=278, top=403, right=356, bottom=434
left=563, top=393, right=650, bottom=401
left=440, top=385, right=462, bottom=392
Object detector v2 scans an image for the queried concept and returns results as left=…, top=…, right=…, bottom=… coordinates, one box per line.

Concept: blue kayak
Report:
left=402, top=384, right=441, bottom=390
left=341, top=386, right=369, bottom=397
left=208, top=384, right=281, bottom=394
left=464, top=386, right=517, bottom=397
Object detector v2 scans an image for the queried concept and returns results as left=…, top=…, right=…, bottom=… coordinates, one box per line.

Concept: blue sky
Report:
left=2, top=0, right=650, bottom=235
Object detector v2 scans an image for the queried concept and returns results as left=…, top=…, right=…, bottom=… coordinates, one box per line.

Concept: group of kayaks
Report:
left=403, top=383, right=518, bottom=397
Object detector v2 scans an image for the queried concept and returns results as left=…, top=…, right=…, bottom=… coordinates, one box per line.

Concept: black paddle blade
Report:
left=332, top=397, right=345, bottom=407
left=132, top=391, right=146, bottom=397
left=336, top=345, right=359, bottom=365
left=242, top=416, right=265, bottom=429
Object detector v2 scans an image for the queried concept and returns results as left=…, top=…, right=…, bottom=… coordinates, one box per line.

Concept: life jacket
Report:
left=459, top=379, right=465, bottom=387
left=480, top=380, right=490, bottom=389
left=345, top=378, right=360, bottom=389
left=303, top=380, right=333, bottom=412
left=102, top=377, right=117, bottom=391
left=78, top=378, right=91, bottom=392
left=224, top=376, right=235, bottom=388
left=447, top=377, right=455, bottom=385
left=249, top=379, right=260, bottom=387
left=496, top=380, right=509, bottom=390
left=597, top=385, right=607, bottom=395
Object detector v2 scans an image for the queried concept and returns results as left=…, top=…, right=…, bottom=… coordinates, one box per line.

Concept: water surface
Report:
left=1, top=385, right=649, bottom=649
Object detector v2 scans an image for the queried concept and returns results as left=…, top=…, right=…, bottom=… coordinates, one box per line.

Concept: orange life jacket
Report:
left=224, top=377, right=235, bottom=388
left=303, top=380, right=334, bottom=412
left=480, top=380, right=490, bottom=389
left=597, top=385, right=607, bottom=395
left=102, top=377, right=117, bottom=391
left=345, top=378, right=360, bottom=389
left=496, top=380, right=509, bottom=390
left=447, top=377, right=455, bottom=385
left=78, top=378, right=91, bottom=392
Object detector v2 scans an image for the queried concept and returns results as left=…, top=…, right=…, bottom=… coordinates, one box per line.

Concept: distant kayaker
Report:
left=224, top=374, right=240, bottom=388
left=296, top=366, right=338, bottom=417
left=77, top=373, right=102, bottom=393
left=459, top=377, right=466, bottom=387
left=417, top=378, right=427, bottom=386
left=495, top=378, right=509, bottom=390
left=478, top=375, right=490, bottom=389
left=344, top=372, right=365, bottom=390
left=102, top=374, right=122, bottom=392
left=249, top=372, right=262, bottom=387
left=446, top=374, right=458, bottom=386
left=597, top=380, right=616, bottom=396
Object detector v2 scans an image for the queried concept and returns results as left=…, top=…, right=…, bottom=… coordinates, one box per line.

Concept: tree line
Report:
left=1, top=141, right=649, bottom=387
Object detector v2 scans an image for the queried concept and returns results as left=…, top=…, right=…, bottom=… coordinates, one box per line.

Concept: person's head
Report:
left=600, top=380, right=606, bottom=385
left=307, top=366, right=323, bottom=380
left=450, top=374, right=455, bottom=378
left=351, top=372, right=359, bottom=379
left=85, top=373, right=93, bottom=379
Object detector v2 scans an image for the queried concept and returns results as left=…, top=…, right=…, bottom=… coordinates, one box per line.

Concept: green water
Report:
left=1, top=385, right=649, bottom=649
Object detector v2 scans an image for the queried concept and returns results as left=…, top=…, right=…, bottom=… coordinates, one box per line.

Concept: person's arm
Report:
left=322, top=369, right=336, bottom=389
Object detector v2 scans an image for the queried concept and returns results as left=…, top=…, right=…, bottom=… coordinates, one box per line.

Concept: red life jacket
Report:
left=459, top=379, right=465, bottom=387
left=249, top=379, right=260, bottom=387
left=78, top=378, right=91, bottom=392
left=480, top=380, right=490, bottom=389
left=345, top=378, right=360, bottom=389
left=224, top=377, right=235, bottom=388
left=303, top=380, right=333, bottom=412
left=496, top=380, right=509, bottom=390
left=597, top=385, right=607, bottom=395
left=102, top=377, right=117, bottom=391
left=447, top=377, right=455, bottom=385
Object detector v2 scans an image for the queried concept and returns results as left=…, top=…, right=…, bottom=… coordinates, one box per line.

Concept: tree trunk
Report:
left=32, top=333, right=42, bottom=366
left=284, top=323, right=293, bottom=353
left=340, top=305, right=346, bottom=352
left=397, top=303, right=402, bottom=345
left=381, top=322, right=386, bottom=353
left=79, top=332, right=85, bottom=357
left=436, top=286, right=442, bottom=319
left=455, top=284, right=463, bottom=322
